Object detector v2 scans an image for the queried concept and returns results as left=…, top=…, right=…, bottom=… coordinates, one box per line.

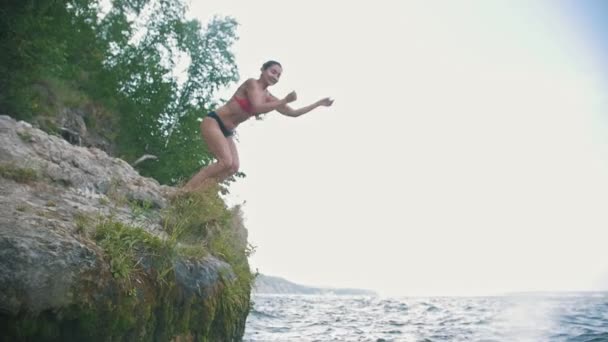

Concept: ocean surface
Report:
left=244, top=293, right=608, bottom=342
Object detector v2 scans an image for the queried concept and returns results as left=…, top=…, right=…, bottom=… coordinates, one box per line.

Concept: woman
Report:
left=181, top=60, right=334, bottom=193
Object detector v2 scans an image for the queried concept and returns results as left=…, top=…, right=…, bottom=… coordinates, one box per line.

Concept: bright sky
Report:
left=187, top=0, right=608, bottom=297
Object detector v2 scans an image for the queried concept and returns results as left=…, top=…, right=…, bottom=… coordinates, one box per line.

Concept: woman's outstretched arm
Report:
left=271, top=94, right=334, bottom=117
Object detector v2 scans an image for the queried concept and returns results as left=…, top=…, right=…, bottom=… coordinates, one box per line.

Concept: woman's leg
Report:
left=226, top=137, right=240, bottom=176
left=205, top=136, right=239, bottom=183
left=182, top=118, right=234, bottom=192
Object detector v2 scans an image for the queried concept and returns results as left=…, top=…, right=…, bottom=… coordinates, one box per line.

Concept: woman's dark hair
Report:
left=262, top=60, right=282, bottom=70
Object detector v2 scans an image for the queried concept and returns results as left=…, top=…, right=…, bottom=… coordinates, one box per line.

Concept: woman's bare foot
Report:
left=166, top=187, right=188, bottom=201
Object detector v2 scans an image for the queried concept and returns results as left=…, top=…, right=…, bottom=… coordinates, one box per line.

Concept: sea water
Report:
left=244, top=293, right=608, bottom=341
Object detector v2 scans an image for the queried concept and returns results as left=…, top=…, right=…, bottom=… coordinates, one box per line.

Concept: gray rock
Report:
left=0, top=220, right=100, bottom=315
left=0, top=115, right=250, bottom=341
left=0, top=115, right=168, bottom=210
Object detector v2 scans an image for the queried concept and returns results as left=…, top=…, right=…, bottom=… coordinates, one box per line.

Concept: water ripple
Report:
left=245, top=294, right=608, bottom=342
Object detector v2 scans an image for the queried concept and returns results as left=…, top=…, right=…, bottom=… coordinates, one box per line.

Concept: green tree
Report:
left=0, top=0, right=101, bottom=118
left=92, top=1, right=240, bottom=185
left=0, top=0, right=241, bottom=186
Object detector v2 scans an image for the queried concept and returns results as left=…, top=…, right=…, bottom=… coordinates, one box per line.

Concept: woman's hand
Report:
left=284, top=91, right=297, bottom=103
left=317, top=97, right=334, bottom=107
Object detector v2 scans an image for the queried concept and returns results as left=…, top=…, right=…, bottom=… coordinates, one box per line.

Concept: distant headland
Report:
left=253, top=274, right=378, bottom=296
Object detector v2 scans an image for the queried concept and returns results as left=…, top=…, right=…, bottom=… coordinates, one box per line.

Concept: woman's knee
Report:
left=229, top=161, right=239, bottom=175
left=217, top=157, right=234, bottom=173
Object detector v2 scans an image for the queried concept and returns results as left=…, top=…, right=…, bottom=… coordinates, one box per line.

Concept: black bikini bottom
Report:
left=207, top=111, right=234, bottom=137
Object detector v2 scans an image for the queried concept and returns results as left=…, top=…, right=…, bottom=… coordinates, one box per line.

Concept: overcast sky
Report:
left=187, top=0, right=608, bottom=297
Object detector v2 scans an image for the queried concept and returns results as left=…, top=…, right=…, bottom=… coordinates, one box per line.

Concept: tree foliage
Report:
left=0, top=0, right=239, bottom=185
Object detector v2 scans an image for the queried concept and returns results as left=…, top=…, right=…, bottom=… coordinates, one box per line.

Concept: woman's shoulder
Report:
left=234, top=78, right=256, bottom=95
left=241, top=78, right=258, bottom=87
left=234, top=78, right=251, bottom=91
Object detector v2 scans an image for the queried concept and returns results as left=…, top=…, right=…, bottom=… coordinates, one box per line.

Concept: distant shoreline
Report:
left=253, top=274, right=378, bottom=296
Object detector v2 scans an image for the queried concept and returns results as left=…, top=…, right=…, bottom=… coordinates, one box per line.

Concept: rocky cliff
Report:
left=0, top=115, right=252, bottom=341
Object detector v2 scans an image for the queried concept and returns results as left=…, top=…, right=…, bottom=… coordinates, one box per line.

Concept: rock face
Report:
left=0, top=115, right=251, bottom=341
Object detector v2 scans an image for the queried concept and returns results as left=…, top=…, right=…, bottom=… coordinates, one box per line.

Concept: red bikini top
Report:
left=234, top=92, right=275, bottom=114
left=234, top=96, right=253, bottom=113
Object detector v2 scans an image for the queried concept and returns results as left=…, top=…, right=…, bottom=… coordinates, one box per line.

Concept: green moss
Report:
left=17, top=130, right=34, bottom=142
left=16, top=203, right=29, bottom=212
left=93, top=219, right=174, bottom=288
left=176, top=244, right=207, bottom=259
left=129, top=198, right=154, bottom=219
left=74, top=212, right=90, bottom=235
left=106, top=177, right=127, bottom=203
left=0, top=163, right=39, bottom=183
left=92, top=187, right=253, bottom=340
left=209, top=271, right=253, bottom=340
left=162, top=186, right=231, bottom=244
left=36, top=116, right=60, bottom=135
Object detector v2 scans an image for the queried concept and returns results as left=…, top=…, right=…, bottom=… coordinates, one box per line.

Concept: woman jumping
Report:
left=181, top=60, right=334, bottom=193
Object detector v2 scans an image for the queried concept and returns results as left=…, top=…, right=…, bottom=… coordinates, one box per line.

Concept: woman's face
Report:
left=262, top=64, right=282, bottom=85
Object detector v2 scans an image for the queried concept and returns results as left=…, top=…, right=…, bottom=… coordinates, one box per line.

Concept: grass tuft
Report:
left=0, top=163, right=39, bottom=183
